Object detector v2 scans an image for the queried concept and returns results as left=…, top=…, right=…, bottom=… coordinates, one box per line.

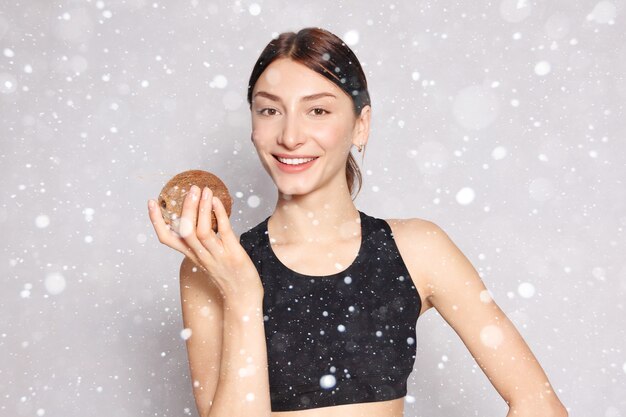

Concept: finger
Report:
left=178, top=185, right=208, bottom=256
left=212, top=195, right=236, bottom=245
left=147, top=199, right=197, bottom=255
left=196, top=187, right=217, bottom=241
left=178, top=185, right=199, bottom=239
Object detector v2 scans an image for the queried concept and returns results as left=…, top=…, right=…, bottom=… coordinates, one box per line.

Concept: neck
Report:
left=268, top=180, right=361, bottom=245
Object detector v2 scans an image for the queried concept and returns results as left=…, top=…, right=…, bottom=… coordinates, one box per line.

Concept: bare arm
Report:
left=147, top=183, right=272, bottom=417
left=180, top=256, right=271, bottom=417
left=415, top=220, right=568, bottom=416
left=179, top=256, right=223, bottom=416
left=211, top=288, right=270, bottom=417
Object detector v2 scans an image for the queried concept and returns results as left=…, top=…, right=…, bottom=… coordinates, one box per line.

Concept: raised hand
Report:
left=147, top=185, right=263, bottom=301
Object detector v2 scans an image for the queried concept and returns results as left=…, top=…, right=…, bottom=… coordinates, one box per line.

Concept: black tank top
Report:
left=239, top=210, right=422, bottom=411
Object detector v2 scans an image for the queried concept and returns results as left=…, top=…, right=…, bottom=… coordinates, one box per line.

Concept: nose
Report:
left=277, top=112, right=305, bottom=150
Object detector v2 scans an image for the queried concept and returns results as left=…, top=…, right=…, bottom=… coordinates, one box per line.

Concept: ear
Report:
left=352, top=105, right=371, bottom=148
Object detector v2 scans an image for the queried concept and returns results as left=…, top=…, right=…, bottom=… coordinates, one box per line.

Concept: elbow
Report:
left=508, top=400, right=568, bottom=417
left=195, top=400, right=212, bottom=417
left=543, top=399, right=568, bottom=417
left=551, top=405, right=569, bottom=417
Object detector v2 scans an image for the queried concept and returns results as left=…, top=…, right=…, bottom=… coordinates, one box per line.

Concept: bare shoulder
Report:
left=385, top=217, right=475, bottom=316
left=384, top=216, right=448, bottom=315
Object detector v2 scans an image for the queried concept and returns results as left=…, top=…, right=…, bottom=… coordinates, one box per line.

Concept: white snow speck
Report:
left=480, top=289, right=494, bottom=303
left=480, top=324, right=504, bottom=348
left=0, top=73, right=17, bottom=94
left=210, top=74, right=228, bottom=89
left=44, top=272, right=66, bottom=295
left=534, top=61, right=551, bottom=76
left=180, top=328, right=192, bottom=340
left=592, top=267, right=606, bottom=281
left=343, top=30, right=359, bottom=46
left=518, top=282, right=535, bottom=298
left=3, top=48, right=14, bottom=57
left=136, top=233, right=147, bottom=244
left=247, top=195, right=260, bottom=208
left=411, top=71, right=420, bottom=81
left=83, top=207, right=95, bottom=222
left=405, top=394, right=416, bottom=403
left=455, top=187, right=475, bottom=205
left=319, top=374, right=336, bottom=389
left=491, top=146, right=507, bottom=160
left=36, top=409, right=45, bottom=416
left=337, top=324, right=346, bottom=332
left=35, top=214, right=50, bottom=228
left=245, top=392, right=255, bottom=401
left=407, top=337, right=415, bottom=345
left=248, top=3, right=261, bottom=16
left=344, top=276, right=352, bottom=284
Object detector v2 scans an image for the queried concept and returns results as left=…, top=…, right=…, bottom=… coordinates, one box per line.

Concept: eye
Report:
left=257, top=108, right=278, bottom=116
left=311, top=108, right=329, bottom=116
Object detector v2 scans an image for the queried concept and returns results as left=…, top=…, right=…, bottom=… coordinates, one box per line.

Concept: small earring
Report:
left=357, top=143, right=363, bottom=152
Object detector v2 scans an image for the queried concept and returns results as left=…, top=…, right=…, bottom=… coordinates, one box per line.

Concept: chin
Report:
left=276, top=184, right=309, bottom=197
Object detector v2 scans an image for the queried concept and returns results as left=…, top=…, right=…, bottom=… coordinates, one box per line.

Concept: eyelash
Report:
left=256, top=108, right=329, bottom=117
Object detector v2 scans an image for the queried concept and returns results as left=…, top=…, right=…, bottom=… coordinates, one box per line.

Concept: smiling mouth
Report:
left=273, top=155, right=320, bottom=165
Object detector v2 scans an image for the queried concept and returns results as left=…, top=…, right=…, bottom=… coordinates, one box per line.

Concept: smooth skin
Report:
left=148, top=57, right=568, bottom=417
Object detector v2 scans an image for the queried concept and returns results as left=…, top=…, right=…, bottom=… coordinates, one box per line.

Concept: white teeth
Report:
left=277, top=156, right=317, bottom=165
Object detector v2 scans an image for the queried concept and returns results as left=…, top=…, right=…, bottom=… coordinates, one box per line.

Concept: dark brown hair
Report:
left=247, top=27, right=371, bottom=200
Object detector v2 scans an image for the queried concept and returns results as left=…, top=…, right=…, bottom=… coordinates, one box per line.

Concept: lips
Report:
left=273, top=154, right=319, bottom=172
left=272, top=154, right=319, bottom=159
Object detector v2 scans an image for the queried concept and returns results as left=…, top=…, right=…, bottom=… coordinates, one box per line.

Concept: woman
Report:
left=148, top=27, right=568, bottom=417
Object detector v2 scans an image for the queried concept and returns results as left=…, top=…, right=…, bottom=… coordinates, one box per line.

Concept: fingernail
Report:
left=202, top=187, right=209, bottom=200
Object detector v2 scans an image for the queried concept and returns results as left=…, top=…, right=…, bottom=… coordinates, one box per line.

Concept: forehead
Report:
left=254, top=58, right=344, bottom=97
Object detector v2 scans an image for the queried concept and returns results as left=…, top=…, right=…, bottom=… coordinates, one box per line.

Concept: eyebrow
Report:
left=253, top=91, right=337, bottom=102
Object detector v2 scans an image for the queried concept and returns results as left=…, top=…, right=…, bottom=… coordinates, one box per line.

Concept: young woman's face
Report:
left=250, top=58, right=366, bottom=197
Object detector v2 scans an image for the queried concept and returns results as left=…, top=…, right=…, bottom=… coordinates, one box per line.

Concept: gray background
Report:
left=1, top=1, right=625, bottom=416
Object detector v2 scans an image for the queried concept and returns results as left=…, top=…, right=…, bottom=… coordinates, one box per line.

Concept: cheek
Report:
left=251, top=115, right=282, bottom=133
left=250, top=124, right=274, bottom=146
left=315, top=123, right=353, bottom=149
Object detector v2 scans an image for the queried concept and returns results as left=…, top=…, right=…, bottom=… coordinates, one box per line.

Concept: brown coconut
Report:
left=157, top=170, right=232, bottom=235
